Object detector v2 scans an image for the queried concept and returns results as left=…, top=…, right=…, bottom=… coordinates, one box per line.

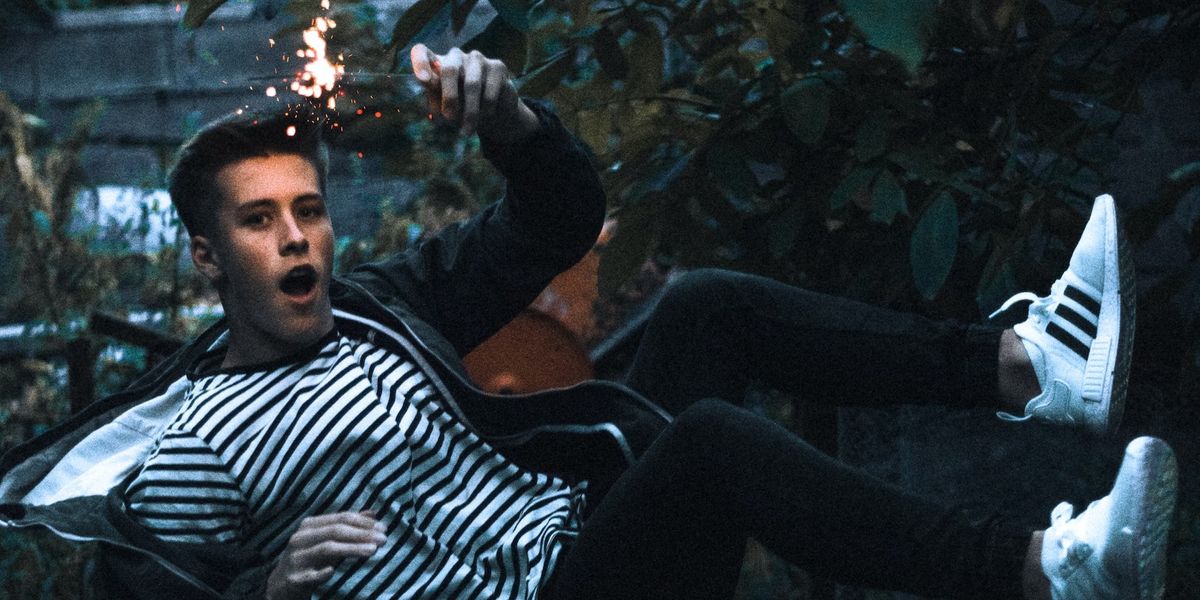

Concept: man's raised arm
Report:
left=346, top=45, right=607, bottom=356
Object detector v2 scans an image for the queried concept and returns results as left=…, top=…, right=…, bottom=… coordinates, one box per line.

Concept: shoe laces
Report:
left=991, top=282, right=1066, bottom=423
left=1048, top=500, right=1102, bottom=578
left=988, top=280, right=1066, bottom=321
left=997, top=397, right=1054, bottom=423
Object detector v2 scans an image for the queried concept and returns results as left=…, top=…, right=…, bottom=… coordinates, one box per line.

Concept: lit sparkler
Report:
left=286, top=8, right=344, bottom=107
left=242, top=0, right=423, bottom=115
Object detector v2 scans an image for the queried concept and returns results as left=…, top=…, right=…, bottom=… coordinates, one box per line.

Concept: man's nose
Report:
left=280, top=215, right=309, bottom=255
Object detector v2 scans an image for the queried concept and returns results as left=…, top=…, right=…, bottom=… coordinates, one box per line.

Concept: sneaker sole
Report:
left=1083, top=195, right=1135, bottom=436
left=1120, top=436, right=1177, bottom=600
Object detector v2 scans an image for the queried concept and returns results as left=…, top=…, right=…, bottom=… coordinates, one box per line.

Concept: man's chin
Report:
left=279, top=309, right=335, bottom=345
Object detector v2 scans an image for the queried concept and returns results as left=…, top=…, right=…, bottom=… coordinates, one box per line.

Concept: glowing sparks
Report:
left=265, top=86, right=277, bottom=97
left=257, top=1, right=345, bottom=105
left=290, top=14, right=343, bottom=100
left=286, top=125, right=297, bottom=137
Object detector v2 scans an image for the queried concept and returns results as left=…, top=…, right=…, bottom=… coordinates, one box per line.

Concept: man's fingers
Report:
left=439, top=48, right=464, bottom=124
left=482, top=59, right=507, bottom=118
left=408, top=45, right=524, bottom=139
left=409, top=43, right=437, bottom=84
left=287, top=566, right=334, bottom=587
left=460, top=51, right=485, bottom=136
left=299, top=511, right=380, bottom=530
left=291, top=540, right=382, bottom=571
left=409, top=43, right=442, bottom=117
left=290, top=522, right=386, bottom=549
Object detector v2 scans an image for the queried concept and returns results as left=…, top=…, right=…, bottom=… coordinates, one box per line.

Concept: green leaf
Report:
left=183, top=0, right=228, bottom=29
left=854, top=112, right=888, bottom=161
left=707, top=143, right=758, bottom=211
left=198, top=49, right=219, bottom=67
left=829, top=167, right=876, bottom=210
left=489, top=0, right=531, bottom=32
left=910, top=191, right=958, bottom=299
left=387, top=0, right=449, bottom=52
left=577, top=108, right=611, bottom=153
left=870, top=169, right=907, bottom=224
left=1075, top=134, right=1119, bottom=165
left=593, top=26, right=628, bottom=80
left=1167, top=161, right=1200, bottom=184
left=780, top=78, right=831, bottom=144
left=627, top=151, right=693, bottom=200
left=839, top=0, right=937, bottom=74
left=451, top=0, right=481, bottom=33
left=887, top=150, right=942, bottom=182
left=976, top=257, right=1018, bottom=318
left=599, top=200, right=661, bottom=296
left=768, top=201, right=805, bottom=259
left=627, top=31, right=664, bottom=96
left=465, top=11, right=525, bottom=71
left=517, top=49, right=574, bottom=97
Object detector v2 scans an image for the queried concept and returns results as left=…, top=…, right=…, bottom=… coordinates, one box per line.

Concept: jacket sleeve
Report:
left=343, top=99, right=606, bottom=356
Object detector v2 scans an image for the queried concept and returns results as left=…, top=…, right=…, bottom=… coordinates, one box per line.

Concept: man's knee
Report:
left=667, top=398, right=742, bottom=445
left=649, top=269, right=744, bottom=326
left=649, top=399, right=753, bottom=484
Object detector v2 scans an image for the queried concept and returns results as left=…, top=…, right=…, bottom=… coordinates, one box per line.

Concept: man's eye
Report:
left=299, top=205, right=325, bottom=219
left=244, top=214, right=269, bottom=226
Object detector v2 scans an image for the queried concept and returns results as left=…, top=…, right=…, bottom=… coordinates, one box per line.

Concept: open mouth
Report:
left=279, top=265, right=318, bottom=298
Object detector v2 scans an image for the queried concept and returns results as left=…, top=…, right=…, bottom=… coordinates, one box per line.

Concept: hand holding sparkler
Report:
left=409, top=44, right=541, bottom=145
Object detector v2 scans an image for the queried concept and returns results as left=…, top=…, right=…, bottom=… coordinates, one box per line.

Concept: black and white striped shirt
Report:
left=125, top=330, right=585, bottom=599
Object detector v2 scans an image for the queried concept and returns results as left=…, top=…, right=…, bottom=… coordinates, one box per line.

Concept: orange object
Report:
left=463, top=221, right=615, bottom=394
left=529, top=219, right=614, bottom=341
left=463, top=310, right=593, bottom=394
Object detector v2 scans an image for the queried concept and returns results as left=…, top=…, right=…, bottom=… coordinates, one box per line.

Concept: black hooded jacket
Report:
left=0, top=102, right=670, bottom=599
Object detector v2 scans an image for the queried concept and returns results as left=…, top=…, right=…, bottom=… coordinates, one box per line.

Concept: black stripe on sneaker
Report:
left=1065, top=285, right=1101, bottom=317
left=1047, top=321, right=1090, bottom=360
left=1054, top=304, right=1098, bottom=339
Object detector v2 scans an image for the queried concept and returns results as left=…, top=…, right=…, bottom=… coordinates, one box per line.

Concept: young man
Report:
left=0, top=45, right=1178, bottom=600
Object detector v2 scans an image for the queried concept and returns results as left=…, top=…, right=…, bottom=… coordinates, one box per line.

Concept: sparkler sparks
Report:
left=289, top=14, right=344, bottom=100
left=252, top=1, right=344, bottom=105
left=225, top=0, right=413, bottom=146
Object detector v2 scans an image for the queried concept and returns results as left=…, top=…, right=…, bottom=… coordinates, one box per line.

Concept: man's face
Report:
left=193, top=153, right=335, bottom=366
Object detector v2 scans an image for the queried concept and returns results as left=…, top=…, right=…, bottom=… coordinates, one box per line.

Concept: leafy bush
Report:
left=180, top=0, right=1200, bottom=318
left=5, top=0, right=1200, bottom=596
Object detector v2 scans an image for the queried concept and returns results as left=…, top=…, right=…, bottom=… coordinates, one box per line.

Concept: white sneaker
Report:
left=990, top=194, right=1135, bottom=436
left=1041, top=436, right=1177, bottom=600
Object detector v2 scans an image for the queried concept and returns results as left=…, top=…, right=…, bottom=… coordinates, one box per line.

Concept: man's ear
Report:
left=190, top=235, right=223, bottom=282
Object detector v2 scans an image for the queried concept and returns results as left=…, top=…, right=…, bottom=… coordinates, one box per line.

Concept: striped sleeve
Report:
left=124, top=430, right=248, bottom=544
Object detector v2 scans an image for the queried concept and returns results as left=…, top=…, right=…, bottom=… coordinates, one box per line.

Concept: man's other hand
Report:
left=409, top=43, right=540, bottom=145
left=266, top=511, right=386, bottom=600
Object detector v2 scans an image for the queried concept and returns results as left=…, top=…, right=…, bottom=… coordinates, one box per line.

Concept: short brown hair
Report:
left=167, top=107, right=329, bottom=238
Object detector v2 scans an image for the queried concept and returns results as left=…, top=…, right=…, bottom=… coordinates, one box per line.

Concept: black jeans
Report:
left=545, top=269, right=1031, bottom=599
